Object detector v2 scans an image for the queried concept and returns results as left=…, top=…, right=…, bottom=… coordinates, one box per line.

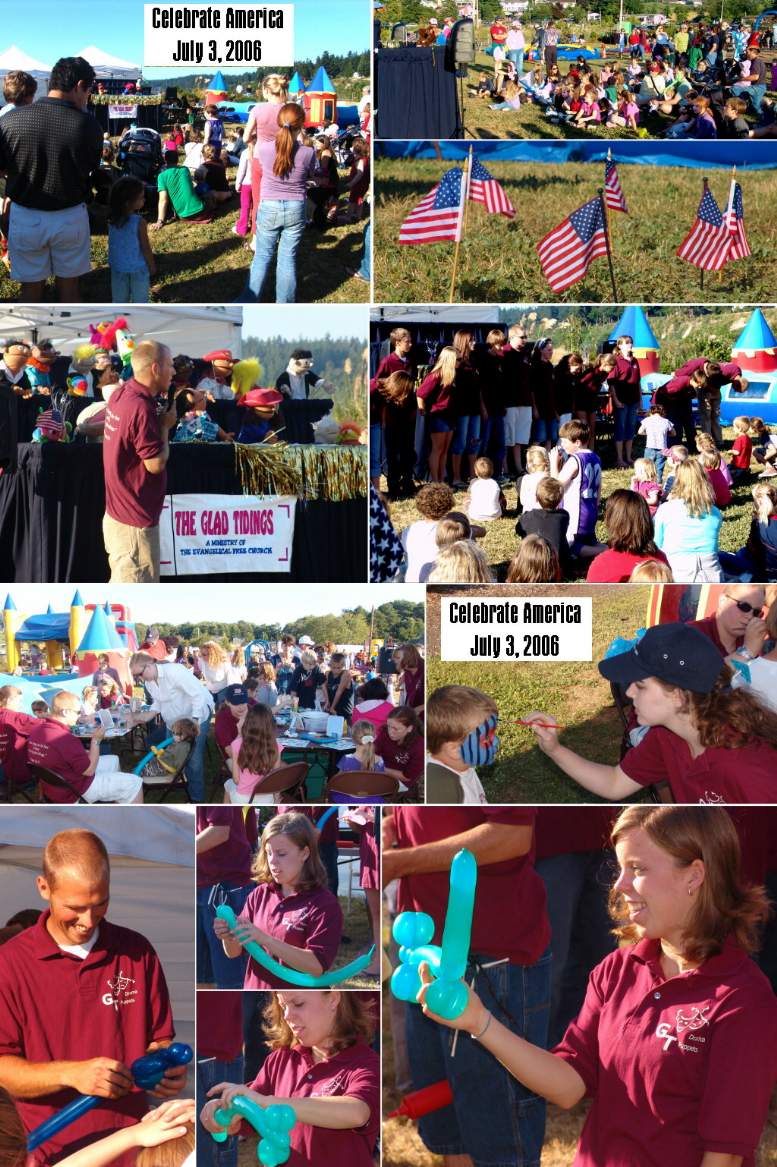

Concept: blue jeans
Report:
left=480, top=415, right=506, bottom=476
left=369, top=422, right=385, bottom=479
left=535, top=852, right=616, bottom=1046
left=246, top=200, right=306, bottom=302
left=197, top=1051, right=245, bottom=1167
left=110, top=268, right=150, bottom=303
left=507, top=49, right=524, bottom=73
left=614, top=401, right=638, bottom=442
left=197, top=882, right=252, bottom=987
left=181, top=712, right=212, bottom=802
left=359, top=219, right=371, bottom=281
left=452, top=414, right=482, bottom=457
left=406, top=949, right=550, bottom=1167
left=731, top=82, right=767, bottom=112
left=644, top=446, right=666, bottom=482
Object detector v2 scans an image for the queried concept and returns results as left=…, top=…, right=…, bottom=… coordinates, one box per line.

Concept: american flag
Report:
left=724, top=181, right=751, bottom=261
left=676, top=185, right=731, bottom=271
left=469, top=158, right=515, bottom=219
left=536, top=196, right=609, bottom=292
left=398, top=167, right=466, bottom=245
left=604, top=158, right=627, bottom=213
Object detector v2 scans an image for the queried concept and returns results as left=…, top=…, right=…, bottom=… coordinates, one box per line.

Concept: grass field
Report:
left=373, top=158, right=777, bottom=304
left=455, top=46, right=777, bottom=141
left=0, top=149, right=369, bottom=305
left=378, top=423, right=758, bottom=580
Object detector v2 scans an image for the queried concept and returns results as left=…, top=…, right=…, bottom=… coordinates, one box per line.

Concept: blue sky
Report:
left=242, top=305, right=368, bottom=341
left=3, top=585, right=423, bottom=626
left=3, top=0, right=369, bottom=80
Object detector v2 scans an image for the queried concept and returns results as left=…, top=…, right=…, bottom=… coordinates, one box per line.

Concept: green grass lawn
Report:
left=426, top=584, right=653, bottom=804
left=456, top=46, right=777, bottom=140
left=0, top=153, right=369, bottom=305
left=374, top=158, right=777, bottom=304
left=380, top=424, right=757, bottom=580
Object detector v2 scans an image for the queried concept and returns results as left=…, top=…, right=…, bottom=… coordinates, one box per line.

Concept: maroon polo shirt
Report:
left=196, top=807, right=254, bottom=888
left=401, top=664, right=424, bottom=710
left=102, top=378, right=166, bottom=528
left=619, top=726, right=777, bottom=803
left=196, top=991, right=243, bottom=1061
left=393, top=808, right=550, bottom=966
left=554, top=938, right=777, bottom=1167
left=610, top=354, right=641, bottom=406
left=27, top=718, right=92, bottom=802
left=238, top=883, right=343, bottom=990
left=248, top=1041, right=379, bottom=1167
left=214, top=705, right=240, bottom=753
left=689, top=614, right=742, bottom=657
left=0, top=912, right=174, bottom=1164
left=534, top=807, right=617, bottom=859
left=0, top=707, right=37, bottom=784
left=374, top=726, right=424, bottom=786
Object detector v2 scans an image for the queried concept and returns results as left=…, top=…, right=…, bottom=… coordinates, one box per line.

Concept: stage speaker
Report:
left=377, top=646, right=398, bottom=674
left=164, top=87, right=178, bottom=101
left=446, top=18, right=475, bottom=72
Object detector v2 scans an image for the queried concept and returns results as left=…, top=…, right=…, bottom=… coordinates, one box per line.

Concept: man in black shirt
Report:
left=0, top=57, right=102, bottom=302
left=0, top=340, right=31, bottom=472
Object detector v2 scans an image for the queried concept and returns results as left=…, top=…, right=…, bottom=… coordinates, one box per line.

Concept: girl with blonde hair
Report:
left=199, top=640, right=231, bottom=704
left=417, top=346, right=459, bottom=483
left=427, top=540, right=494, bottom=583
left=653, top=459, right=723, bottom=582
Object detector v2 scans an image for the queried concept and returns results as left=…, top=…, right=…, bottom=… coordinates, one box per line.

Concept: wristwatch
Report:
left=737, top=647, right=756, bottom=661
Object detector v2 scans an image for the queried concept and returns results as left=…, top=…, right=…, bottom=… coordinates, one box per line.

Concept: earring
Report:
left=688, top=886, right=693, bottom=896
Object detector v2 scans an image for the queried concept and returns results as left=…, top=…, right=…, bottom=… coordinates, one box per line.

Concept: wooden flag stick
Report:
left=449, top=153, right=472, bottom=303
left=464, top=144, right=474, bottom=232
left=598, top=190, right=618, bottom=302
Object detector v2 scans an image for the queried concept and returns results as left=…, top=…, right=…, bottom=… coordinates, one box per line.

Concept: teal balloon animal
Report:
left=211, top=1096, right=295, bottom=1167
left=391, top=848, right=477, bottom=1020
left=214, top=904, right=375, bottom=987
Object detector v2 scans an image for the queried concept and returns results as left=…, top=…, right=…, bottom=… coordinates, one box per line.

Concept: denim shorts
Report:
left=532, top=417, right=559, bottom=446
left=614, top=401, right=638, bottom=441
left=406, top=948, right=551, bottom=1167
left=429, top=413, right=454, bottom=434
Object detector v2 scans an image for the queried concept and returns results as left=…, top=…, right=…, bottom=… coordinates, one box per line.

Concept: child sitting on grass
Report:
left=729, top=415, right=754, bottom=483
left=141, top=718, right=198, bottom=778
left=506, top=533, right=562, bottom=582
left=400, top=482, right=455, bottom=582
left=516, top=476, right=572, bottom=575
left=662, top=444, right=689, bottom=496
left=698, top=447, right=732, bottom=508
left=519, top=445, right=550, bottom=512
left=426, top=685, right=498, bottom=804
left=751, top=417, right=777, bottom=478
left=719, top=481, right=777, bottom=581
left=629, top=457, right=662, bottom=515
left=467, top=456, right=506, bottom=521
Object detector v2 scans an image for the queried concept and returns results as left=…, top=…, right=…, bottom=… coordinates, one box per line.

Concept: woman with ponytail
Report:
left=244, top=102, right=315, bottom=302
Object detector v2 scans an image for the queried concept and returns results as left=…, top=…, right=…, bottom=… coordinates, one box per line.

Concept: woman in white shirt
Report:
left=130, top=653, right=215, bottom=802
left=198, top=642, right=232, bottom=705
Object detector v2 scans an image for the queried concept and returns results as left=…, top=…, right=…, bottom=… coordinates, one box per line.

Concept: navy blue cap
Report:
left=598, top=623, right=725, bottom=693
left=224, top=684, right=249, bottom=705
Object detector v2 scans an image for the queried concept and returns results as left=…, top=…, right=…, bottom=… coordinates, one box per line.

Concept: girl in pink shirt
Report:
left=244, top=73, right=289, bottom=235
left=224, top=703, right=282, bottom=804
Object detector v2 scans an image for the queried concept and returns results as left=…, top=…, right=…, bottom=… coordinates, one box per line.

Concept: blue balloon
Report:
left=133, top=736, right=175, bottom=776
left=26, top=1043, right=193, bottom=1152
left=215, top=904, right=375, bottom=987
left=391, top=849, right=477, bottom=1020
left=211, top=1097, right=296, bottom=1167
left=315, top=806, right=339, bottom=831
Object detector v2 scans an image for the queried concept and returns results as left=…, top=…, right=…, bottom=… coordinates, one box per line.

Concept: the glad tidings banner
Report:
left=159, top=494, right=296, bottom=575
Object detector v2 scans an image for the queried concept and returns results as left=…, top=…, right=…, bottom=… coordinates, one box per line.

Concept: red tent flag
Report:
left=536, top=196, right=609, bottom=292
left=604, top=158, right=627, bottom=213
left=676, top=184, right=731, bottom=271
left=398, top=167, right=467, bottom=245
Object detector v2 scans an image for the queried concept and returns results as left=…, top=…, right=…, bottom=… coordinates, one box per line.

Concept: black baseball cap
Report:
left=598, top=623, right=725, bottom=694
left=224, top=684, right=249, bottom=705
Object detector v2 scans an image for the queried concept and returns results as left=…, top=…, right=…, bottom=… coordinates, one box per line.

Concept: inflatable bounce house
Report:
left=303, top=65, right=336, bottom=127
left=721, top=309, right=777, bottom=425
left=608, top=305, right=662, bottom=411
left=1, top=592, right=137, bottom=712
left=205, top=69, right=229, bottom=106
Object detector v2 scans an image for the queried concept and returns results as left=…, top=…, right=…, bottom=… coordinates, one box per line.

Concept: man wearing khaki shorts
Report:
left=0, top=57, right=101, bottom=302
left=102, top=341, right=177, bottom=583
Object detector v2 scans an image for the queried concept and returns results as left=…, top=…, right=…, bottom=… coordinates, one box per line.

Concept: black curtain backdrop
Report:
left=375, top=47, right=460, bottom=138
left=0, top=444, right=366, bottom=583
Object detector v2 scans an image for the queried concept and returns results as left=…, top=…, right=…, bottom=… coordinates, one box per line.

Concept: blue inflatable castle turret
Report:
left=722, top=308, right=777, bottom=424
left=608, top=305, right=660, bottom=375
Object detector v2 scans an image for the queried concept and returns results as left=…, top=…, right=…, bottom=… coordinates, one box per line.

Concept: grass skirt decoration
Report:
left=233, top=443, right=367, bottom=502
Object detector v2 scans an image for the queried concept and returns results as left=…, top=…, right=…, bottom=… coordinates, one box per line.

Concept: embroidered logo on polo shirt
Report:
left=310, top=1069, right=349, bottom=1096
left=283, top=906, right=313, bottom=932
left=655, top=1005, right=710, bottom=1051
left=102, top=970, right=138, bottom=1010
left=698, top=792, right=725, bottom=804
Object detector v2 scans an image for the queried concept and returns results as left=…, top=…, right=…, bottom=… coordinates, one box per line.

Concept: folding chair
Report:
left=140, top=741, right=195, bottom=802
left=30, top=764, right=90, bottom=804
left=247, top=762, right=309, bottom=804
left=325, top=770, right=399, bottom=803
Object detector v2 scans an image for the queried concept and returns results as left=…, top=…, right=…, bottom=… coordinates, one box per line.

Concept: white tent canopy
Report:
left=74, top=46, right=141, bottom=80
left=372, top=305, right=502, bottom=323
left=0, top=45, right=52, bottom=85
left=0, top=806, right=195, bottom=1059
left=0, top=305, right=243, bottom=358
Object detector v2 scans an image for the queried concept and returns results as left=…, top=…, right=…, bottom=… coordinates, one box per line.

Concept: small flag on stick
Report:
left=604, top=157, right=627, bottom=213
left=469, top=158, right=515, bottom=219
left=676, top=182, right=731, bottom=271
left=398, top=167, right=466, bottom=245
left=536, top=196, right=609, bottom=292
left=724, top=181, right=751, bottom=261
